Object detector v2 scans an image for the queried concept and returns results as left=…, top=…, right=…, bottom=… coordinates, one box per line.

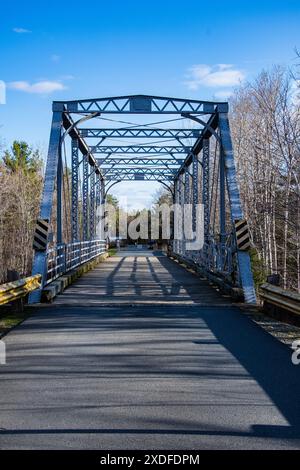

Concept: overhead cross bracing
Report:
left=79, top=128, right=201, bottom=139
left=90, top=145, right=192, bottom=154
left=104, top=168, right=177, bottom=181
left=30, top=94, right=257, bottom=305
left=51, top=95, right=228, bottom=183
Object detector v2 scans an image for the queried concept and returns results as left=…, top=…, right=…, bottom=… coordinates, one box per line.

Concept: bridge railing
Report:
left=46, top=239, right=106, bottom=284
left=176, top=233, right=237, bottom=285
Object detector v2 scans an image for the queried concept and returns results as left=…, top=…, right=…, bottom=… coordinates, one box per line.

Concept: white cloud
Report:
left=13, top=27, right=31, bottom=34
left=8, top=80, right=66, bottom=94
left=185, top=64, right=245, bottom=90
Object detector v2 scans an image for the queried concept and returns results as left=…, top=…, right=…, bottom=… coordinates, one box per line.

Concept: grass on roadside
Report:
left=0, top=307, right=33, bottom=337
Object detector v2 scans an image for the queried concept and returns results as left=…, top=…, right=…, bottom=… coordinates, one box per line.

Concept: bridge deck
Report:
left=0, top=250, right=300, bottom=449
left=54, top=249, right=231, bottom=306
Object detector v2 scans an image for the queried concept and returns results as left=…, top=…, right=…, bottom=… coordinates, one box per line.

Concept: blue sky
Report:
left=0, top=0, right=299, bottom=209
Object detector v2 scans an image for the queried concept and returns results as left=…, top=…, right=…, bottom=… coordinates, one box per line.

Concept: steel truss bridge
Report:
left=30, top=95, right=256, bottom=304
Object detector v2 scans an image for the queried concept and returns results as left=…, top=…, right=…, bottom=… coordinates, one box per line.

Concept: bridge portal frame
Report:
left=30, top=95, right=256, bottom=304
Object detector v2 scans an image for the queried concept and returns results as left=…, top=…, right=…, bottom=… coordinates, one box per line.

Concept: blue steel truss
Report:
left=54, top=95, right=227, bottom=114
left=30, top=94, right=256, bottom=305
left=97, top=158, right=184, bottom=166
left=79, top=128, right=201, bottom=139
left=105, top=168, right=176, bottom=181
left=90, top=145, right=192, bottom=154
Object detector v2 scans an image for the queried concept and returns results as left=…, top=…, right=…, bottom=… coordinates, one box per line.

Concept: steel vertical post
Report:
left=56, top=147, right=63, bottom=244
left=101, top=181, right=105, bottom=241
left=178, top=173, right=184, bottom=254
left=90, top=168, right=95, bottom=239
left=184, top=168, right=190, bottom=255
left=96, top=174, right=101, bottom=207
left=95, top=174, right=101, bottom=237
left=173, top=179, right=178, bottom=254
left=219, top=145, right=226, bottom=268
left=82, top=155, right=89, bottom=240
left=192, top=153, right=198, bottom=233
left=71, top=138, right=79, bottom=242
left=202, top=139, right=210, bottom=242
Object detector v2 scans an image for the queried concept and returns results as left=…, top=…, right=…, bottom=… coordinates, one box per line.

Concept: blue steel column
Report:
left=96, top=175, right=101, bottom=207
left=56, top=146, right=63, bottom=244
left=178, top=173, right=184, bottom=254
left=218, top=111, right=256, bottom=304
left=95, top=174, right=101, bottom=237
left=173, top=179, right=179, bottom=253
left=82, top=155, right=89, bottom=240
left=202, top=139, right=210, bottom=242
left=192, top=153, right=198, bottom=233
left=101, top=181, right=106, bottom=240
left=90, top=168, right=95, bottom=239
left=179, top=173, right=184, bottom=255
left=184, top=168, right=190, bottom=255
left=29, top=108, right=63, bottom=303
left=219, top=145, right=226, bottom=269
left=71, top=138, right=79, bottom=242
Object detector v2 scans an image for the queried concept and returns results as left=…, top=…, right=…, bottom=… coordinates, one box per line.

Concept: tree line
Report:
left=0, top=142, right=43, bottom=283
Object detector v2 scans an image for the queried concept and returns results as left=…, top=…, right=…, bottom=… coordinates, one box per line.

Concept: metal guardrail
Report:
left=46, top=239, right=106, bottom=284
left=0, top=275, right=42, bottom=306
left=259, top=283, right=300, bottom=316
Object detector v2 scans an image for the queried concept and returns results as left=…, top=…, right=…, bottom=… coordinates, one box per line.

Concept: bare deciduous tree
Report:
left=231, top=66, right=300, bottom=291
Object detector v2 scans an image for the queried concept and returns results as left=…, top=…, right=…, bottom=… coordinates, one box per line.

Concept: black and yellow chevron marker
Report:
left=33, top=219, right=49, bottom=251
left=234, top=219, right=250, bottom=251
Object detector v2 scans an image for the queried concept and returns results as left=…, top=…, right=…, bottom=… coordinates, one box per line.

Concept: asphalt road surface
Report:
left=0, top=250, right=300, bottom=449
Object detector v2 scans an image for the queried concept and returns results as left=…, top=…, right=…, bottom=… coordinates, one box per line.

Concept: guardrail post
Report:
left=7, top=270, right=23, bottom=312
